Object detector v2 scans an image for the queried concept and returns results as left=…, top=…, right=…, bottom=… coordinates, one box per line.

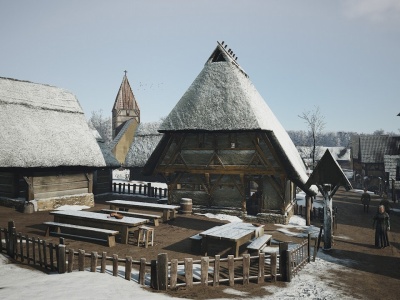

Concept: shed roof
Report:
left=0, top=77, right=106, bottom=168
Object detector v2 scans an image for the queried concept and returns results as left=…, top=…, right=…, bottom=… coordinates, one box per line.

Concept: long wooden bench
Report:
left=247, top=234, right=272, bottom=254
left=100, top=209, right=161, bottom=226
left=43, top=221, right=119, bottom=247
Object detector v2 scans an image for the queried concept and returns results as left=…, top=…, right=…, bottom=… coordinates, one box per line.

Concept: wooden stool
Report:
left=137, top=226, right=154, bottom=248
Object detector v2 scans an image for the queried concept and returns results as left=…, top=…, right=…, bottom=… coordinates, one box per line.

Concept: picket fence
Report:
left=112, top=182, right=168, bottom=199
left=0, top=221, right=315, bottom=290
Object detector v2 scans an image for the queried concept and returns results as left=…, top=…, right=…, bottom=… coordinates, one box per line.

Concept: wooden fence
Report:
left=295, top=205, right=338, bottom=230
left=112, top=182, right=168, bottom=199
left=0, top=221, right=314, bottom=290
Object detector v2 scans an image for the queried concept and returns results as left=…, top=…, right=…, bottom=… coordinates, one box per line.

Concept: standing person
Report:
left=361, top=189, right=371, bottom=213
left=373, top=205, right=390, bottom=248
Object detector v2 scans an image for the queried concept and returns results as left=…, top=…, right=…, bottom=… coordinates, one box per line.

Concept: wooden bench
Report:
left=247, top=234, right=272, bottom=254
left=43, top=221, right=119, bottom=247
left=100, top=209, right=161, bottom=226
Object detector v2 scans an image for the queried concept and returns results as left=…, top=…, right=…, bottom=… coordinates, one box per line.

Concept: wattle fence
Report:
left=0, top=221, right=316, bottom=289
left=112, top=182, right=168, bottom=199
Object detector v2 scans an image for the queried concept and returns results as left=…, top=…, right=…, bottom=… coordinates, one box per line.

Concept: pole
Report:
left=322, top=184, right=333, bottom=250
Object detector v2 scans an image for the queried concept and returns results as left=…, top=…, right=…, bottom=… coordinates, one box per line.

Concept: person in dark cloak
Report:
left=361, top=189, right=371, bottom=213
left=373, top=205, right=390, bottom=248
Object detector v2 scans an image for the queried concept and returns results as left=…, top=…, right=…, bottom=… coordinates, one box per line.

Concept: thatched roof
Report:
left=125, top=122, right=163, bottom=167
left=156, top=42, right=314, bottom=194
left=0, top=77, right=106, bottom=168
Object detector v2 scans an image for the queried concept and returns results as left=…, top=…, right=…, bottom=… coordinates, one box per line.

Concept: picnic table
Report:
left=199, top=222, right=263, bottom=257
left=105, top=200, right=180, bottom=222
left=49, top=210, right=149, bottom=244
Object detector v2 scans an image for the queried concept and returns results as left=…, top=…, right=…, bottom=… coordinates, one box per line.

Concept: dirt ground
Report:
left=1, top=188, right=399, bottom=299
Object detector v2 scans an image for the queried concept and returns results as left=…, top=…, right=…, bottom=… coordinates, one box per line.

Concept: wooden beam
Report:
left=158, top=165, right=285, bottom=175
left=259, top=133, right=285, bottom=170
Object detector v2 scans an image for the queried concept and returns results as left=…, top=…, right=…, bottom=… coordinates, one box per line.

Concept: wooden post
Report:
left=68, top=249, right=74, bottom=272
left=25, top=235, right=30, bottom=264
left=307, top=233, right=311, bottom=263
left=243, top=254, right=250, bottom=285
left=306, top=195, right=311, bottom=226
left=43, top=240, right=47, bottom=269
left=228, top=255, right=235, bottom=286
left=157, top=253, right=168, bottom=290
left=49, top=242, right=54, bottom=271
left=150, top=259, right=158, bottom=289
left=147, top=183, right=152, bottom=197
left=213, top=255, right=220, bottom=286
left=58, top=245, right=66, bottom=274
left=91, top=251, right=98, bottom=272
left=125, top=256, right=132, bottom=280
left=279, top=242, right=288, bottom=281
left=285, top=250, right=292, bottom=282
left=184, top=258, right=193, bottom=287
left=258, top=252, right=265, bottom=283
left=170, top=259, right=178, bottom=289
left=322, top=184, right=333, bottom=250
left=113, top=254, right=118, bottom=277
left=7, top=221, right=15, bottom=258
left=270, top=252, right=277, bottom=282
left=139, top=258, right=146, bottom=285
left=201, top=257, right=209, bottom=286
left=32, top=237, right=36, bottom=265
left=101, top=252, right=107, bottom=273
left=78, top=249, right=85, bottom=271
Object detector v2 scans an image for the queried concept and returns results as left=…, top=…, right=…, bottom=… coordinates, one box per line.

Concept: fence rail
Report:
left=112, top=182, right=168, bottom=199
left=1, top=221, right=314, bottom=290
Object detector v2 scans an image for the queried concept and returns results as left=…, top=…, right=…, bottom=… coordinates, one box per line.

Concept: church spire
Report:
left=112, top=71, right=140, bottom=139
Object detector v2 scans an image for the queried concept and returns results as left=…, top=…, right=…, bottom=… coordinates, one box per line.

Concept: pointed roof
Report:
left=306, top=149, right=352, bottom=191
left=153, top=42, right=316, bottom=194
left=112, top=73, right=139, bottom=111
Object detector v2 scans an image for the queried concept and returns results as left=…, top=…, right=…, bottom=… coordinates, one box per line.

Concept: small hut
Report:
left=0, top=77, right=107, bottom=211
left=143, top=42, right=316, bottom=223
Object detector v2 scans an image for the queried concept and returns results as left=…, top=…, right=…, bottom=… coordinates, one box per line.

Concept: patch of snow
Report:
left=195, top=213, right=243, bottom=223
left=55, top=205, right=90, bottom=211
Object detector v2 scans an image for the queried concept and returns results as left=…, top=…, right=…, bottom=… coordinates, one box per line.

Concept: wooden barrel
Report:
left=180, top=198, right=192, bottom=214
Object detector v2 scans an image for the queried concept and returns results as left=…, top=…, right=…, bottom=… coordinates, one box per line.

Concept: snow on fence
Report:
left=112, top=182, right=168, bottom=199
left=0, top=222, right=313, bottom=289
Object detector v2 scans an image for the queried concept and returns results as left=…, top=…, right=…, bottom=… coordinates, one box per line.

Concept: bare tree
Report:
left=298, top=106, right=326, bottom=169
left=88, top=110, right=112, bottom=145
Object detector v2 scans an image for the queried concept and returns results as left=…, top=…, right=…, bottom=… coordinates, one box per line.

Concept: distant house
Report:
left=384, top=155, right=400, bottom=201
left=143, top=42, right=316, bottom=223
left=350, top=135, right=400, bottom=192
left=0, top=77, right=107, bottom=211
left=296, top=146, right=351, bottom=171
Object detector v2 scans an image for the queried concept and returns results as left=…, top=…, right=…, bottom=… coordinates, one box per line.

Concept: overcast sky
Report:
left=1, top=0, right=399, bottom=134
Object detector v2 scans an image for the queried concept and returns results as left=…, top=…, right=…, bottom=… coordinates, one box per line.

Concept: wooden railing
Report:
left=112, top=182, right=168, bottom=199
left=1, top=221, right=314, bottom=290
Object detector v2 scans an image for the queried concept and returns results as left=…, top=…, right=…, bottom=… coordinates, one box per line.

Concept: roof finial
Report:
left=124, top=70, right=128, bottom=76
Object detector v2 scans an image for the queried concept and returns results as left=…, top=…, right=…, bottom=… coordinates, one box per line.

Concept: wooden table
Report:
left=106, top=200, right=180, bottom=222
left=50, top=210, right=149, bottom=244
left=199, top=222, right=263, bottom=257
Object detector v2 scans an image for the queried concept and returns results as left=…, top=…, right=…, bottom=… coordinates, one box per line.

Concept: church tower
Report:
left=112, top=71, right=140, bottom=139
left=111, top=71, right=140, bottom=164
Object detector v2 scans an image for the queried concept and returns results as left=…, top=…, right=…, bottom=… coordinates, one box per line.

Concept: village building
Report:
left=296, top=146, right=351, bottom=172
left=111, top=72, right=140, bottom=165
left=350, top=134, right=400, bottom=195
left=143, top=42, right=316, bottom=224
left=0, top=77, right=108, bottom=211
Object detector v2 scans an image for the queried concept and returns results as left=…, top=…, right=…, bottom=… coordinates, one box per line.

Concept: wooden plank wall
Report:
left=32, top=172, right=90, bottom=200
left=93, top=169, right=112, bottom=195
left=0, top=172, right=16, bottom=198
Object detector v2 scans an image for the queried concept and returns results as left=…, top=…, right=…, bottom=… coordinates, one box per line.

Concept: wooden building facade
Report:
left=0, top=77, right=107, bottom=211
left=144, top=42, right=316, bottom=223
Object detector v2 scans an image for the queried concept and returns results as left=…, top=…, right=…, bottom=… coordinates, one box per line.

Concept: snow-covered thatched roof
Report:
left=0, top=77, right=106, bottom=168
left=90, top=128, right=120, bottom=168
left=125, top=122, right=163, bottom=167
left=157, top=42, right=314, bottom=194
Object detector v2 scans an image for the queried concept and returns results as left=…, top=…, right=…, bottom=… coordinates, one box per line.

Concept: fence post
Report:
left=101, top=252, right=107, bottom=273
left=270, top=252, right=277, bottom=282
left=147, top=183, right=152, bottom=197
left=228, top=255, right=235, bottom=286
left=213, top=255, right=220, bottom=286
left=157, top=253, right=168, bottom=290
left=68, top=248, right=74, bottom=272
left=307, top=233, right=311, bottom=263
left=91, top=251, right=98, bottom=273
left=184, top=258, right=193, bottom=287
left=139, top=258, right=146, bottom=285
left=150, top=259, right=158, bottom=289
left=78, top=249, right=85, bottom=271
left=243, top=254, right=250, bottom=285
left=125, top=256, right=132, bottom=281
left=7, top=221, right=15, bottom=258
left=285, top=250, right=292, bottom=282
left=258, top=252, right=265, bottom=283
left=113, top=254, right=118, bottom=277
left=170, top=259, right=178, bottom=289
left=279, top=242, right=288, bottom=281
left=58, top=245, right=66, bottom=274
left=201, top=256, right=209, bottom=286
left=118, top=183, right=122, bottom=194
